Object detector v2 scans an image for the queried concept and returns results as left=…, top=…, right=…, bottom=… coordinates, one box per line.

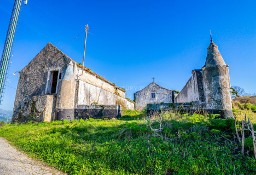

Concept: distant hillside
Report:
left=0, top=109, right=13, bottom=122
left=233, top=96, right=256, bottom=104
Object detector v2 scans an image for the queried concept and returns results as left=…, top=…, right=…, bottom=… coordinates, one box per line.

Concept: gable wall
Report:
left=134, top=83, right=172, bottom=110
left=13, top=44, right=71, bottom=117
left=175, top=71, right=201, bottom=103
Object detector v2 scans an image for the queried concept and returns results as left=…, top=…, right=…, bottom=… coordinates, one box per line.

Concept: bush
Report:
left=244, top=103, right=253, bottom=110
left=210, top=129, right=221, bottom=134
left=187, top=114, right=207, bottom=123
left=251, top=105, right=256, bottom=113
left=208, top=118, right=235, bottom=132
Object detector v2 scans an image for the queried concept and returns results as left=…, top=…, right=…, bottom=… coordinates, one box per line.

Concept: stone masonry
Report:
left=134, top=82, right=174, bottom=110
left=175, top=40, right=233, bottom=118
left=13, top=43, right=134, bottom=122
left=135, top=39, right=233, bottom=118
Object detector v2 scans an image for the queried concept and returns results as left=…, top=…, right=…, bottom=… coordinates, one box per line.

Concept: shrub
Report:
left=208, top=118, right=235, bottom=132
left=187, top=114, right=207, bottom=123
left=251, top=105, right=256, bottom=113
left=210, top=129, right=221, bottom=134
left=244, top=103, right=253, bottom=110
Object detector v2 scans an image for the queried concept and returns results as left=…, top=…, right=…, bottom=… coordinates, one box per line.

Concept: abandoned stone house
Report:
left=134, top=39, right=233, bottom=118
left=13, top=43, right=134, bottom=122
left=134, top=82, right=176, bottom=110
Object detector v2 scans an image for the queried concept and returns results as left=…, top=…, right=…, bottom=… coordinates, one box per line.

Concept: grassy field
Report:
left=0, top=110, right=256, bottom=174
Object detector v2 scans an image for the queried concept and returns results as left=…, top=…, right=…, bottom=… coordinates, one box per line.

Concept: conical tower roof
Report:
left=205, top=40, right=226, bottom=67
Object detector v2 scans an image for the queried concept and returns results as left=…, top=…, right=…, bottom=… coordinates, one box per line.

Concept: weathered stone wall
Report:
left=74, top=66, right=134, bottom=110
left=202, top=65, right=233, bottom=115
left=13, top=43, right=134, bottom=122
left=174, top=41, right=233, bottom=118
left=202, top=41, right=233, bottom=118
left=12, top=95, right=56, bottom=122
left=175, top=71, right=200, bottom=104
left=134, top=83, right=173, bottom=110
left=77, top=80, right=116, bottom=106
left=117, top=97, right=135, bottom=110
left=76, top=67, right=126, bottom=98
left=13, top=43, right=71, bottom=121
left=175, top=70, right=205, bottom=106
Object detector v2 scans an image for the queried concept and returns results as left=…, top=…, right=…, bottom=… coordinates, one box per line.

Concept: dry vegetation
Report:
left=233, top=96, right=256, bottom=123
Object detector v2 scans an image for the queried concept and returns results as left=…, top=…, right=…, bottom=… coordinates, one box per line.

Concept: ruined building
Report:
left=134, top=82, right=175, bottom=110
left=135, top=39, right=233, bottom=118
left=13, top=43, right=134, bottom=122
left=175, top=39, right=233, bottom=118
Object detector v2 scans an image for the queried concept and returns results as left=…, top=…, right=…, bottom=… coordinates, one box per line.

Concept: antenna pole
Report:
left=82, top=24, right=89, bottom=67
left=0, top=0, right=27, bottom=105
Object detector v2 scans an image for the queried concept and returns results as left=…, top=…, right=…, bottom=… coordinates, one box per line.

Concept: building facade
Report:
left=13, top=43, right=134, bottom=122
left=134, top=82, right=174, bottom=110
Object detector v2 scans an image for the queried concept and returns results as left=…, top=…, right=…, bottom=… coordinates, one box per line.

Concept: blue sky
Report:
left=0, top=0, right=256, bottom=111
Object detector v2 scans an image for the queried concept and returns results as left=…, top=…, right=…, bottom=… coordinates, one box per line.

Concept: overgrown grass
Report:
left=0, top=112, right=256, bottom=174
left=233, top=101, right=256, bottom=123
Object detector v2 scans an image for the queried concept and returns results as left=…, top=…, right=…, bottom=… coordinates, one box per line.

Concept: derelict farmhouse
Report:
left=13, top=39, right=233, bottom=122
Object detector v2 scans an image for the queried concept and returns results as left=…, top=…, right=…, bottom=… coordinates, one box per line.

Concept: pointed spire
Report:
left=205, top=38, right=226, bottom=67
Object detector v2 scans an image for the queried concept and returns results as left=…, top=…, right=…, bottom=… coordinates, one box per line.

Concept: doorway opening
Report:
left=49, top=71, right=59, bottom=94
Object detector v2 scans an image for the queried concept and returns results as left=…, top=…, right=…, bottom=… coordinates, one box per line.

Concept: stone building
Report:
left=134, top=39, right=233, bottom=118
left=134, top=82, right=174, bottom=110
left=13, top=43, right=134, bottom=122
left=175, top=39, right=233, bottom=118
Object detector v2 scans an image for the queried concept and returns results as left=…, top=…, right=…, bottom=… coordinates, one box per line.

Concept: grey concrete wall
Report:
left=134, top=83, right=172, bottom=110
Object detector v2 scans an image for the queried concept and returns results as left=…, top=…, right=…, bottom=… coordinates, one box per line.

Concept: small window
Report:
left=151, top=93, right=156, bottom=99
left=59, top=73, right=62, bottom=79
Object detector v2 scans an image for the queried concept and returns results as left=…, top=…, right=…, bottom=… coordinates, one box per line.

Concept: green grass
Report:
left=0, top=111, right=256, bottom=174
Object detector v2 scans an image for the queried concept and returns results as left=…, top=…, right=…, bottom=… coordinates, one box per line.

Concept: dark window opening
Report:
left=50, top=71, right=59, bottom=94
left=151, top=92, right=156, bottom=99
left=59, top=73, right=62, bottom=79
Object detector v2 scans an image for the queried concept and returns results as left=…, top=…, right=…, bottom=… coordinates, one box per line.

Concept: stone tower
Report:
left=202, top=39, right=233, bottom=118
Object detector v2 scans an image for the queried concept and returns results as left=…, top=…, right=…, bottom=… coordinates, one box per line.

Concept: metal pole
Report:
left=82, top=24, right=89, bottom=67
left=0, top=0, right=26, bottom=105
